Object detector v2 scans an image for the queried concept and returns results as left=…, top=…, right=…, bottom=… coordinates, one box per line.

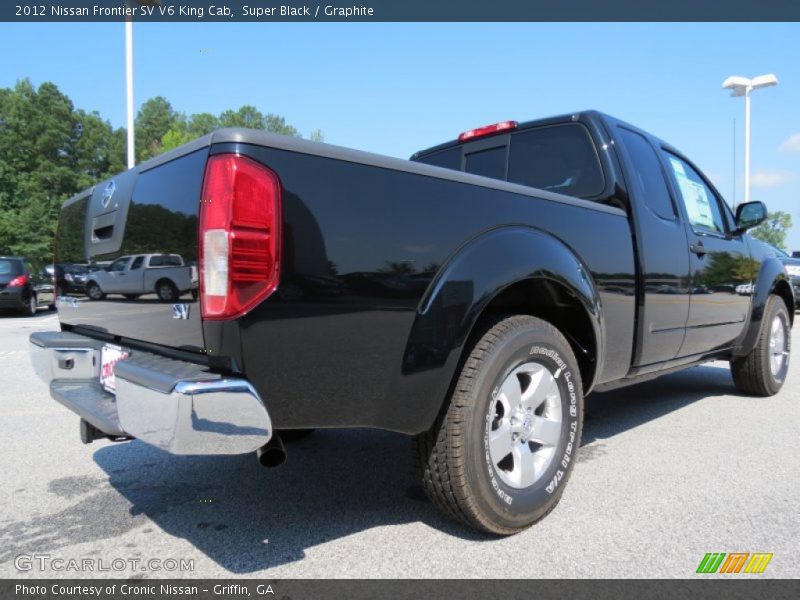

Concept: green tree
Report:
left=135, top=96, right=181, bottom=161
left=186, top=112, right=220, bottom=137
left=160, top=111, right=222, bottom=152
left=0, top=81, right=322, bottom=262
left=219, top=105, right=266, bottom=129
left=263, top=113, right=299, bottom=137
left=749, top=211, right=793, bottom=250
left=0, top=79, right=124, bottom=261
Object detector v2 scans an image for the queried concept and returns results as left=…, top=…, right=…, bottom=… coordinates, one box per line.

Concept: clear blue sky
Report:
left=2, top=22, right=799, bottom=250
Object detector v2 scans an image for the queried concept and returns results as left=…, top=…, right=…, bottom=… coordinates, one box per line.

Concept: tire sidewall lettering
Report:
left=480, top=340, right=581, bottom=512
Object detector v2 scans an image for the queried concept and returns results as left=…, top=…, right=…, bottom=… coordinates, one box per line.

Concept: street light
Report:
left=125, top=1, right=161, bottom=169
left=125, top=18, right=134, bottom=169
left=722, top=73, right=779, bottom=206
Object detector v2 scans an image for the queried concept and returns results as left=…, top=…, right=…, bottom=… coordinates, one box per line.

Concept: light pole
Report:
left=125, top=19, right=134, bottom=169
left=722, top=73, right=779, bottom=207
left=125, top=1, right=161, bottom=169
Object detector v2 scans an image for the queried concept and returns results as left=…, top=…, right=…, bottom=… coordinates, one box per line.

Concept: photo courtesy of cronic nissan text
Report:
left=0, top=1, right=798, bottom=597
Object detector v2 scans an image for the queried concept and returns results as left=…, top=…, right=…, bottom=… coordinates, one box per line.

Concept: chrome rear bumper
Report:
left=29, top=331, right=272, bottom=455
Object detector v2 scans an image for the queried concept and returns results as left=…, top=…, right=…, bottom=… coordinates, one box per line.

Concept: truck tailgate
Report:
left=55, top=147, right=209, bottom=353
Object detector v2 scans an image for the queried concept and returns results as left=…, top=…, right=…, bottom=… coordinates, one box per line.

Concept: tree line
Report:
left=0, top=78, right=322, bottom=263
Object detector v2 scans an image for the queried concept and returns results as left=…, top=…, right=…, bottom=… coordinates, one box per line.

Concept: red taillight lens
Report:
left=7, top=274, right=29, bottom=287
left=199, top=154, right=282, bottom=320
left=458, top=120, right=518, bottom=142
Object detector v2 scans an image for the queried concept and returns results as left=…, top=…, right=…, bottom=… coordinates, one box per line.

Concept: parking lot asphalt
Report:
left=0, top=309, right=798, bottom=578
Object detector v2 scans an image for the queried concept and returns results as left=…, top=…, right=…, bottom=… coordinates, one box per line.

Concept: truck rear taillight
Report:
left=458, top=120, right=518, bottom=142
left=7, top=274, right=29, bottom=287
left=199, top=154, right=282, bottom=320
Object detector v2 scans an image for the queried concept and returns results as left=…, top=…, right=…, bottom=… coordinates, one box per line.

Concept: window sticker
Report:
left=669, top=157, right=715, bottom=230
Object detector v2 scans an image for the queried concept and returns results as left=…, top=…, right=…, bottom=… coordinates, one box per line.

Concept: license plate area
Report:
left=100, top=344, right=130, bottom=394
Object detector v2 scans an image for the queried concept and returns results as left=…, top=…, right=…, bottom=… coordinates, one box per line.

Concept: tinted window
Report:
left=417, top=147, right=461, bottom=170
left=508, top=124, right=604, bottom=198
left=130, top=256, right=144, bottom=270
left=108, top=258, right=129, bottom=272
left=664, top=153, right=726, bottom=233
left=618, top=128, right=675, bottom=220
left=148, top=254, right=182, bottom=267
left=464, top=146, right=506, bottom=179
left=0, top=259, right=22, bottom=276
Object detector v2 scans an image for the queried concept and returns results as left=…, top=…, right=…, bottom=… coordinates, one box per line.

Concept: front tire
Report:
left=415, top=314, right=583, bottom=535
left=86, top=282, right=105, bottom=301
left=731, top=295, right=791, bottom=396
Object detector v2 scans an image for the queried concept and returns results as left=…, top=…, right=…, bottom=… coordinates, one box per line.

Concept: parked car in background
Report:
left=0, top=256, right=55, bottom=315
left=54, top=263, right=90, bottom=296
left=84, top=254, right=198, bottom=302
left=765, top=244, right=800, bottom=307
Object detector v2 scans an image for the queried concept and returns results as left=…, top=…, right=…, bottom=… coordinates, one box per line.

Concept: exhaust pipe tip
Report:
left=256, top=434, right=286, bottom=468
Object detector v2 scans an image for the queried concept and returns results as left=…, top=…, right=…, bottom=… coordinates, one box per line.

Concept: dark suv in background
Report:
left=0, top=257, right=55, bottom=316
left=54, top=263, right=91, bottom=296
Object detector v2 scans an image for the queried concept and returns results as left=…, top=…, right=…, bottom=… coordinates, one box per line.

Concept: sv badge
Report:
left=172, top=304, right=190, bottom=320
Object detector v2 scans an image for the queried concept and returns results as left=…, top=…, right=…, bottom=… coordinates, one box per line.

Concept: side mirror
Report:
left=735, top=201, right=767, bottom=232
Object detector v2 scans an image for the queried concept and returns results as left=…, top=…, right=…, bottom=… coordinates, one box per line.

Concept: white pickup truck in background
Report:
left=84, top=254, right=198, bottom=302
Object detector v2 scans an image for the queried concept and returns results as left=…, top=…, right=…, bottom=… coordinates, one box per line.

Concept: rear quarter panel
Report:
left=218, top=143, right=636, bottom=433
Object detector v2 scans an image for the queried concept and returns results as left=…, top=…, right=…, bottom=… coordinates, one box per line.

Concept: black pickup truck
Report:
left=30, top=111, right=794, bottom=535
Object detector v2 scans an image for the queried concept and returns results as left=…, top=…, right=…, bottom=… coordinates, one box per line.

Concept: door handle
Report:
left=689, top=240, right=706, bottom=256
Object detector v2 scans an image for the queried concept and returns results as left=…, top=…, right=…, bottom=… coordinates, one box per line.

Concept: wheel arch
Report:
left=772, top=278, right=795, bottom=325
left=393, top=225, right=603, bottom=434
left=735, top=257, right=794, bottom=357
left=154, top=277, right=178, bottom=292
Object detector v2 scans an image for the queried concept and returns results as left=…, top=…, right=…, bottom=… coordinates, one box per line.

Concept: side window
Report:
left=664, top=153, right=726, bottom=234
left=618, top=128, right=675, bottom=220
left=130, top=256, right=144, bottom=270
left=464, top=146, right=506, bottom=179
left=416, top=147, right=461, bottom=171
left=508, top=124, right=604, bottom=199
left=108, top=258, right=128, bottom=272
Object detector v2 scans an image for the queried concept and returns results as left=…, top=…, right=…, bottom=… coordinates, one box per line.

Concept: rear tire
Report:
left=21, top=294, right=37, bottom=317
left=731, top=295, right=791, bottom=396
left=414, top=314, right=583, bottom=535
left=156, top=280, right=178, bottom=302
left=86, top=282, right=105, bottom=301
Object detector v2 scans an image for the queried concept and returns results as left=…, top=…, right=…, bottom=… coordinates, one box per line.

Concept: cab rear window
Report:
left=414, top=123, right=604, bottom=199
left=508, top=124, right=604, bottom=198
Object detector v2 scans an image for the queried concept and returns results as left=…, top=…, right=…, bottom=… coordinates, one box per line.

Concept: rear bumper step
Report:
left=29, top=331, right=272, bottom=455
